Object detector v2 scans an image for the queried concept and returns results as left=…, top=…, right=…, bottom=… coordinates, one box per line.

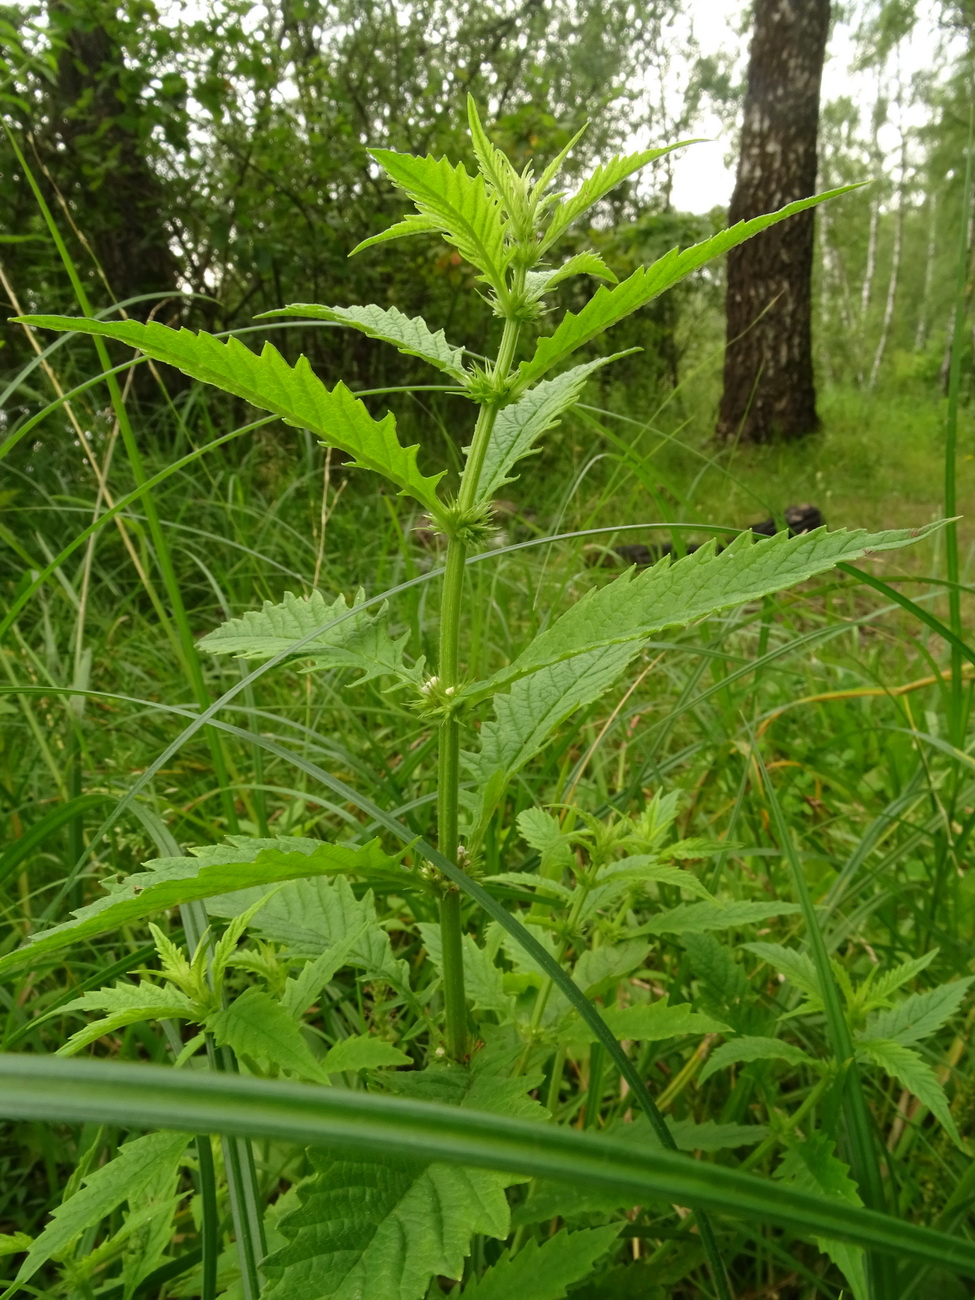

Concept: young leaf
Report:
left=636, top=900, right=802, bottom=937
left=15, top=316, right=445, bottom=510
left=10, top=1129, right=190, bottom=1292
left=320, top=1033, right=410, bottom=1075
left=516, top=807, right=575, bottom=877
left=199, top=588, right=421, bottom=686
left=459, top=1226, right=621, bottom=1300
left=858, top=1039, right=964, bottom=1147
left=0, top=836, right=399, bottom=977
left=775, top=1134, right=869, bottom=1300
left=463, top=524, right=946, bottom=706
left=208, top=987, right=334, bottom=1084
left=698, top=1035, right=820, bottom=1085
left=358, top=150, right=510, bottom=293
left=860, top=977, right=972, bottom=1048
left=562, top=998, right=729, bottom=1047
left=257, top=303, right=469, bottom=381
left=466, top=95, right=526, bottom=219
left=56, top=982, right=198, bottom=1057
left=519, top=186, right=860, bottom=388
left=471, top=352, right=635, bottom=503
left=540, top=142, right=696, bottom=251
left=523, top=251, right=618, bottom=302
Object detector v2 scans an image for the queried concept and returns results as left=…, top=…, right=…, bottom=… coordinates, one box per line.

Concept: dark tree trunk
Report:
left=45, top=0, right=180, bottom=313
left=716, top=0, right=830, bottom=443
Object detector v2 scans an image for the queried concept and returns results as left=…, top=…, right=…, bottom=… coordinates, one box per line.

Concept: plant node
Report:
left=435, top=499, right=499, bottom=548
left=465, top=364, right=515, bottom=407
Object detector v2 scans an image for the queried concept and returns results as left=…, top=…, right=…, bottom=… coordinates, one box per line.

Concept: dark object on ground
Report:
left=601, top=503, right=826, bottom=568
left=750, top=503, right=824, bottom=538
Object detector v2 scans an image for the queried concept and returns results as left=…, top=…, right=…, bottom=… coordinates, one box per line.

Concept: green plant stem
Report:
left=434, top=284, right=524, bottom=1060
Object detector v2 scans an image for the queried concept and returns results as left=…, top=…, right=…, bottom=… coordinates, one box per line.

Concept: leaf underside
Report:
left=257, top=302, right=469, bottom=381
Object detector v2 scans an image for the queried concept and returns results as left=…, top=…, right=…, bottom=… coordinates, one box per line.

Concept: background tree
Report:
left=716, top=0, right=831, bottom=443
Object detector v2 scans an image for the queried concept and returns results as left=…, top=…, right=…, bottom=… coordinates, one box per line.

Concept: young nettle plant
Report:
left=11, top=100, right=961, bottom=1299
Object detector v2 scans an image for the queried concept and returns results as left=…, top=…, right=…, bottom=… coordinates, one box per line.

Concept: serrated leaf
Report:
left=864, top=949, right=938, bottom=1005
left=262, top=1054, right=533, bottom=1300
left=15, top=316, right=444, bottom=509
left=206, top=874, right=411, bottom=992
left=208, top=987, right=333, bottom=1084
left=775, top=1134, right=868, bottom=1300
left=11, top=1129, right=190, bottom=1290
left=638, top=900, right=802, bottom=937
left=466, top=95, right=525, bottom=217
left=742, top=941, right=823, bottom=1001
left=595, top=855, right=717, bottom=903
left=459, top=1225, right=621, bottom=1300
left=363, top=149, right=510, bottom=292
left=0, top=1234, right=31, bottom=1258
left=861, top=977, right=972, bottom=1047
left=521, top=186, right=859, bottom=386
left=380, top=1048, right=548, bottom=1123
left=321, top=1034, right=410, bottom=1075
left=350, top=211, right=442, bottom=254
left=463, top=642, right=641, bottom=832
left=472, top=353, right=633, bottom=503
left=262, top=1153, right=512, bottom=1300
left=0, top=836, right=399, bottom=977
left=541, top=143, right=696, bottom=250
left=464, top=525, right=945, bottom=706
left=662, top=1117, right=769, bottom=1152
left=682, top=933, right=749, bottom=1006
left=199, top=588, right=419, bottom=686
left=571, top=937, right=649, bottom=998
left=281, top=921, right=372, bottom=1020
left=524, top=252, right=618, bottom=302
left=56, top=982, right=198, bottom=1057
left=699, top=1035, right=819, bottom=1084
left=562, top=998, right=729, bottom=1047
left=257, top=303, right=468, bottom=381
left=484, top=871, right=574, bottom=901
left=859, top=1039, right=964, bottom=1147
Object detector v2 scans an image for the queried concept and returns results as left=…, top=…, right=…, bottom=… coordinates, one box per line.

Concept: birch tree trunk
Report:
left=914, top=192, right=938, bottom=351
left=868, top=136, right=907, bottom=390
left=716, top=0, right=831, bottom=443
